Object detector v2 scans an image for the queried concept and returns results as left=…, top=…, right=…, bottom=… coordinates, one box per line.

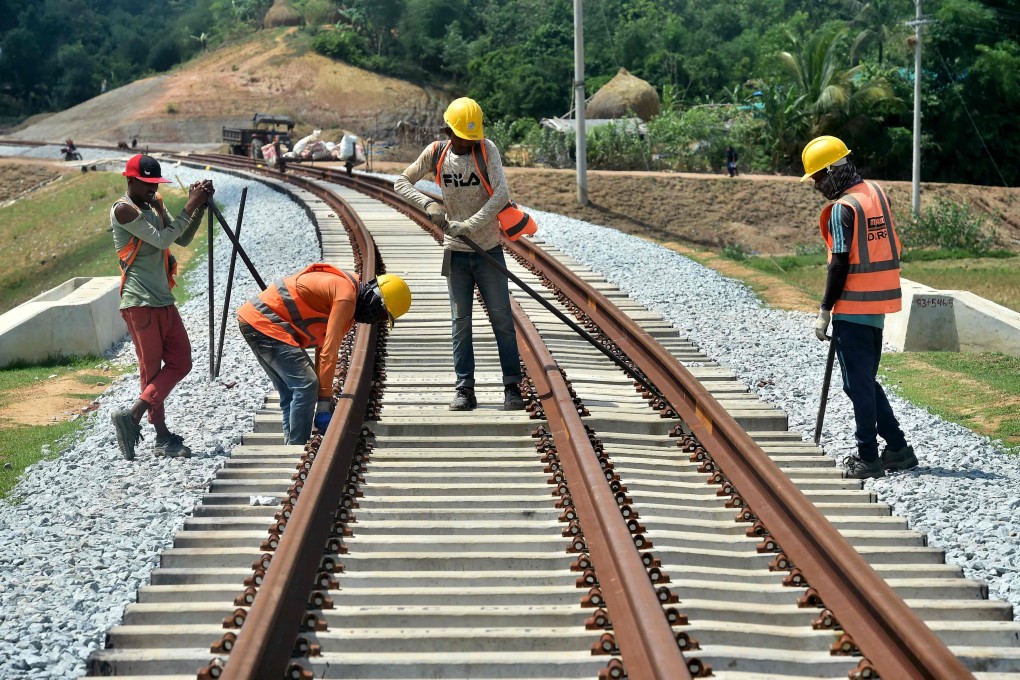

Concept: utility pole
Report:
left=574, top=0, right=588, bottom=206
left=910, top=0, right=923, bottom=216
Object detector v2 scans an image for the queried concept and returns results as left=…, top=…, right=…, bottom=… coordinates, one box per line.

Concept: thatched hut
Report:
left=586, top=68, right=660, bottom=121
left=263, top=0, right=303, bottom=28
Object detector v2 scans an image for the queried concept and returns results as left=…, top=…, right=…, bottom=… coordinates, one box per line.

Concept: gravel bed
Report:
left=0, top=154, right=320, bottom=678
left=0, top=161, right=1016, bottom=678
left=528, top=207, right=1020, bottom=622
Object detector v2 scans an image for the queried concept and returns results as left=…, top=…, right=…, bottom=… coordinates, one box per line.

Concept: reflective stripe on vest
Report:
left=243, top=263, right=353, bottom=347
left=819, top=182, right=902, bottom=314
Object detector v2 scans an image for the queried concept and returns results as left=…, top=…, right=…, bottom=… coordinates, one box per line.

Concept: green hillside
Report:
left=1, top=0, right=1018, bottom=184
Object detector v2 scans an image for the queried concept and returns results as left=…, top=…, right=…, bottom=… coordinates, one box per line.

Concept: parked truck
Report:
left=222, top=113, right=295, bottom=158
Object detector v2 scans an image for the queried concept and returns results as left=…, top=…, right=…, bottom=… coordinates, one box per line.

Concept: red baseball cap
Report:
left=122, top=154, right=170, bottom=184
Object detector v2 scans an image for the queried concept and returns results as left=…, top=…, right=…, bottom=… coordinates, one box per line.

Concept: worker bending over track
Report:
left=803, top=135, right=918, bottom=479
left=110, top=154, right=214, bottom=461
left=394, top=97, right=526, bottom=411
left=237, top=264, right=410, bottom=445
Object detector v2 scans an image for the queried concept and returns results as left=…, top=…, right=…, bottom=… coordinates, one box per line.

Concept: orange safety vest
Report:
left=239, top=263, right=358, bottom=348
left=115, top=193, right=177, bottom=297
left=430, top=141, right=537, bottom=240
left=819, top=182, right=902, bottom=315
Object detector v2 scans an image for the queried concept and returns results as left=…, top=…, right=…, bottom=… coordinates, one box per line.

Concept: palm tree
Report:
left=778, top=26, right=897, bottom=138
left=843, top=0, right=909, bottom=66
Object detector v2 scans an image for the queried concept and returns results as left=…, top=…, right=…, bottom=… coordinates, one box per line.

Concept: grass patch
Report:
left=0, top=173, right=195, bottom=314
left=736, top=251, right=1020, bottom=313
left=0, top=355, right=118, bottom=500
left=900, top=257, right=1020, bottom=313
left=0, top=420, right=83, bottom=499
left=880, top=352, right=1020, bottom=452
left=0, top=354, right=108, bottom=404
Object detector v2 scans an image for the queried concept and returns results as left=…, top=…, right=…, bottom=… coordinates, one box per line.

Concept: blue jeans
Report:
left=833, top=320, right=907, bottom=461
left=240, top=321, right=318, bottom=445
left=446, top=247, right=522, bottom=389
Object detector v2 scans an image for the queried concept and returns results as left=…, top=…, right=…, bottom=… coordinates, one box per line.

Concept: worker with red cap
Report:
left=109, top=154, right=214, bottom=460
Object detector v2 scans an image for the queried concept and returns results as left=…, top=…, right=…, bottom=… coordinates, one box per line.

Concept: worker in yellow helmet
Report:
left=237, top=264, right=410, bottom=444
left=802, top=135, right=917, bottom=479
left=394, top=97, right=527, bottom=412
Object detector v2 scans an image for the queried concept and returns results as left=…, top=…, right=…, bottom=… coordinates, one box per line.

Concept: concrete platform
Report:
left=886, top=277, right=1020, bottom=356
left=0, top=276, right=125, bottom=367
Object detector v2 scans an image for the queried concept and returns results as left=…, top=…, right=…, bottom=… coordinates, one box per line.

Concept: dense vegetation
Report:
left=2, top=0, right=1019, bottom=184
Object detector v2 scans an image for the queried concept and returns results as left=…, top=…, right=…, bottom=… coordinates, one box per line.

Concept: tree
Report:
left=843, top=0, right=910, bottom=65
left=778, top=26, right=897, bottom=138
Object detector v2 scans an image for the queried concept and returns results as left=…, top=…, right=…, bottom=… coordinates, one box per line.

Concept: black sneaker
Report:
left=844, top=455, right=885, bottom=480
left=154, top=433, right=192, bottom=458
left=503, top=384, right=526, bottom=411
left=449, top=387, right=477, bottom=411
left=881, top=444, right=918, bottom=471
left=111, top=409, right=143, bottom=461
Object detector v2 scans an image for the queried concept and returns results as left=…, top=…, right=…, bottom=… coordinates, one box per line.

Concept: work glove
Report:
left=814, top=308, right=831, bottom=341
left=444, top=220, right=471, bottom=240
left=424, top=201, right=448, bottom=230
left=313, top=399, right=333, bottom=434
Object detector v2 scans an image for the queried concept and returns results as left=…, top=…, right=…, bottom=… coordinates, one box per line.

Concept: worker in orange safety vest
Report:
left=237, top=264, right=411, bottom=445
left=803, top=135, right=918, bottom=480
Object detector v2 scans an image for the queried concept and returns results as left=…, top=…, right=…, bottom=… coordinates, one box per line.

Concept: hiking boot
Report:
left=154, top=433, right=192, bottom=458
left=503, top=384, right=526, bottom=411
left=844, top=455, right=885, bottom=480
left=881, top=444, right=918, bottom=471
left=111, top=408, right=142, bottom=461
left=449, top=387, right=477, bottom=411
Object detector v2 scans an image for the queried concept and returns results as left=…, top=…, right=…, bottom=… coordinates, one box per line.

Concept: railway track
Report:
left=77, top=153, right=1020, bottom=679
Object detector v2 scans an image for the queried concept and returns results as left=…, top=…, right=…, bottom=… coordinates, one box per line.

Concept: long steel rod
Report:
left=457, top=235, right=659, bottom=396
left=207, top=201, right=267, bottom=291
left=814, top=339, right=837, bottom=444
left=215, top=187, right=247, bottom=377
left=207, top=207, right=214, bottom=379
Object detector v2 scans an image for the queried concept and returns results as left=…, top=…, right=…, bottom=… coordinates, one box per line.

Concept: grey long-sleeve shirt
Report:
left=394, top=138, right=510, bottom=253
left=110, top=196, right=205, bottom=308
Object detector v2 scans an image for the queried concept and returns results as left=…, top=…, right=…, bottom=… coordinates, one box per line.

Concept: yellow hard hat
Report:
left=800, top=135, right=851, bottom=181
left=376, top=274, right=411, bottom=328
left=443, top=97, right=485, bottom=141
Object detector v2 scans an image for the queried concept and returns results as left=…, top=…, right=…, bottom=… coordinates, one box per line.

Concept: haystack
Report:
left=263, top=0, right=303, bottom=28
left=586, top=68, right=660, bottom=121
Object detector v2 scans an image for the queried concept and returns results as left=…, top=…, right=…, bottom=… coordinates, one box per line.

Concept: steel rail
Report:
left=504, top=233, right=973, bottom=680
left=175, top=157, right=382, bottom=680
left=179, top=155, right=973, bottom=678
left=511, top=295, right=693, bottom=679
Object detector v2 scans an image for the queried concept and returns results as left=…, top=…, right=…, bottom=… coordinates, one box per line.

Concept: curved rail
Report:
left=175, top=153, right=974, bottom=679
left=173, top=155, right=383, bottom=679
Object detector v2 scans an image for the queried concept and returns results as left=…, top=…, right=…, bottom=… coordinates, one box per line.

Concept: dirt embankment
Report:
left=369, top=161, right=1020, bottom=257
left=7, top=29, right=446, bottom=147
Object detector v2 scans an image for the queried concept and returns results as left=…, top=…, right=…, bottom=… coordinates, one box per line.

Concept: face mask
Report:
left=817, top=161, right=861, bottom=201
left=354, top=281, right=387, bottom=324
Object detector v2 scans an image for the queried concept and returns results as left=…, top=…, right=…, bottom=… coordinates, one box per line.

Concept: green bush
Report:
left=586, top=120, right=652, bottom=171
left=898, top=197, right=997, bottom=253
left=311, top=28, right=366, bottom=64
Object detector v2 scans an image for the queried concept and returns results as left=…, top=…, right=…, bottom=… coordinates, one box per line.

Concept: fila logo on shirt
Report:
left=442, top=172, right=481, bottom=187
left=866, top=215, right=888, bottom=241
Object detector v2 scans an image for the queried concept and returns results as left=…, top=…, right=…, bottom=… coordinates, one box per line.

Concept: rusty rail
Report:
left=172, top=155, right=382, bottom=680
left=504, top=229, right=973, bottom=680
